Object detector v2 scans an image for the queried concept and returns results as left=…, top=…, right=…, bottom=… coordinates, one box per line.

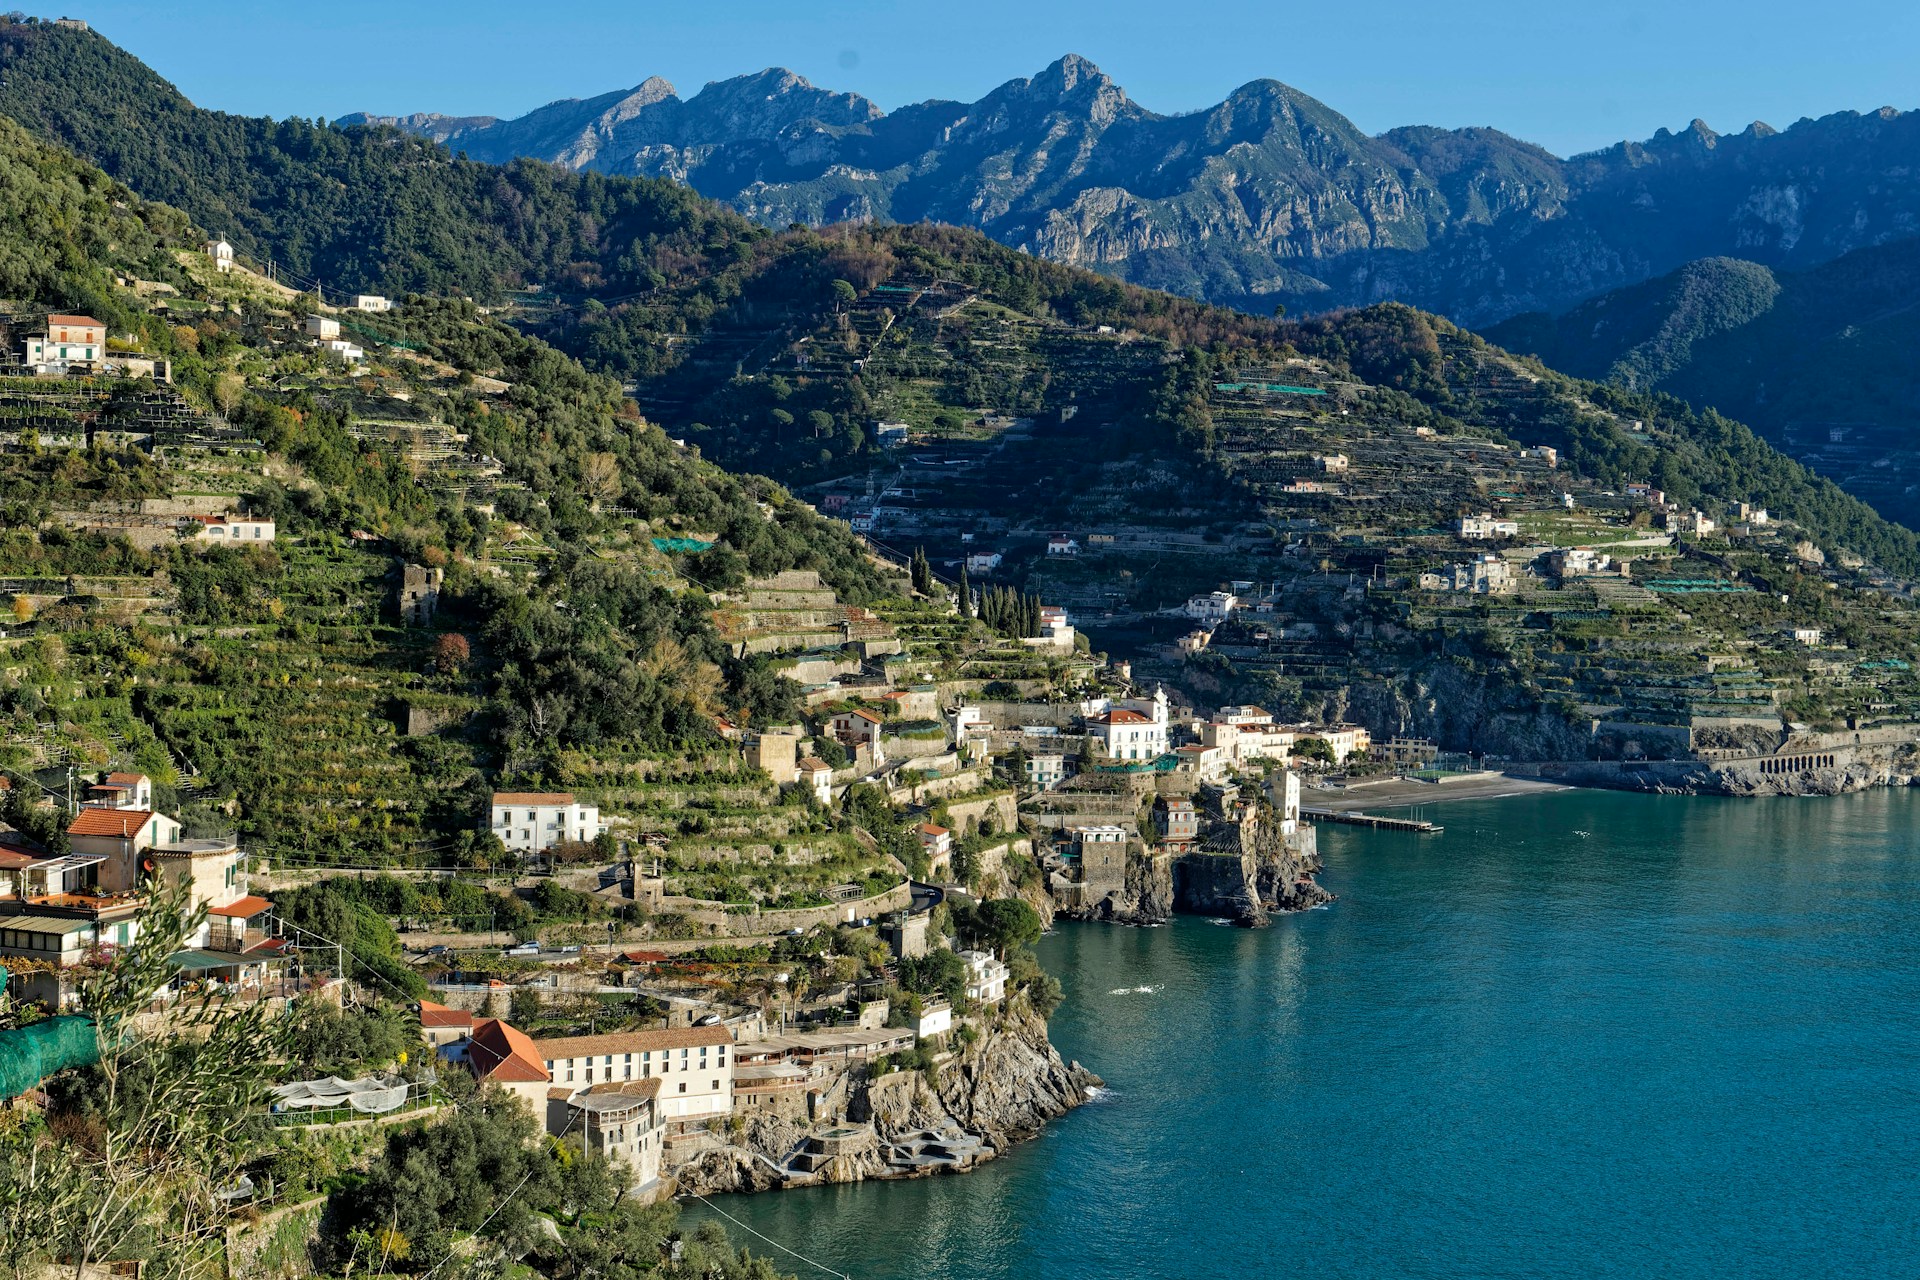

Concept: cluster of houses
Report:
left=0, top=772, right=283, bottom=1006
left=419, top=940, right=1012, bottom=1194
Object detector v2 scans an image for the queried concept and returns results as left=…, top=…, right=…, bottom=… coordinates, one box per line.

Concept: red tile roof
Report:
left=48, top=314, right=103, bottom=328
left=468, top=1018, right=549, bottom=1083
left=917, top=823, right=950, bottom=837
left=840, top=709, right=882, bottom=724
left=531, top=1025, right=732, bottom=1061
left=207, top=894, right=273, bottom=918
left=68, top=808, right=155, bottom=837
left=491, top=792, right=575, bottom=806
left=419, top=999, right=475, bottom=1030
left=105, top=772, right=148, bottom=785
left=1098, top=709, right=1151, bottom=725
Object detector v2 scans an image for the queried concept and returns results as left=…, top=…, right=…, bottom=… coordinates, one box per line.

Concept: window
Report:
left=712, top=1079, right=719, bottom=1090
left=677, top=1083, right=686, bottom=1093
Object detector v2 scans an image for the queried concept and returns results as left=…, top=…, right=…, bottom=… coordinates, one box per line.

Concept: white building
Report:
left=534, top=1026, right=734, bottom=1123
left=916, top=822, right=953, bottom=866
left=965, top=551, right=1003, bottom=574
left=1024, top=752, right=1067, bottom=791
left=1314, top=453, right=1349, bottom=473
left=1183, top=591, right=1239, bottom=624
left=1087, top=686, right=1170, bottom=761
left=1422, top=554, right=1513, bottom=594
left=1787, top=626, right=1823, bottom=646
left=1549, top=547, right=1612, bottom=578
left=959, top=950, right=1009, bottom=1004
left=1046, top=535, right=1079, bottom=557
left=24, top=314, right=106, bottom=369
left=1457, top=514, right=1520, bottom=540
left=915, top=1001, right=953, bottom=1040
left=204, top=239, right=234, bottom=273
left=350, top=295, right=394, bottom=312
left=490, top=792, right=603, bottom=855
left=1300, top=724, right=1372, bottom=763
left=565, top=1081, right=665, bottom=1190
left=1200, top=719, right=1296, bottom=767
left=1267, top=769, right=1303, bottom=835
left=796, top=756, right=834, bottom=806
left=322, top=338, right=367, bottom=363
left=190, top=513, right=276, bottom=544
left=304, top=315, right=340, bottom=340
left=830, top=708, right=885, bottom=752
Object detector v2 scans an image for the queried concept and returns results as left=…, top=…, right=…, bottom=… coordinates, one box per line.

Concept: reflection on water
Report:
left=688, top=788, right=1920, bottom=1280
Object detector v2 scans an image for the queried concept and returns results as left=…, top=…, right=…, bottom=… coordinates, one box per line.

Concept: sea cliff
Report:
left=674, top=1007, right=1099, bottom=1195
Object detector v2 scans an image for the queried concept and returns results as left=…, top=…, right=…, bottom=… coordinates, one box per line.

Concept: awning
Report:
left=208, top=895, right=274, bottom=918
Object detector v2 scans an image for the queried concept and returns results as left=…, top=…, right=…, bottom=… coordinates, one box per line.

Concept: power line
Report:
left=687, top=1191, right=854, bottom=1279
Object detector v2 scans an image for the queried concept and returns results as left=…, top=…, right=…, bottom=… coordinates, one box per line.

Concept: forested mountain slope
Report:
left=1486, top=237, right=1920, bottom=527
left=0, top=16, right=763, bottom=301
left=0, top=111, right=886, bottom=866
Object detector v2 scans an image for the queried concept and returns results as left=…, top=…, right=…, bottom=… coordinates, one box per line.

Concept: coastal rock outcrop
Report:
left=1174, top=813, right=1331, bottom=925
left=673, top=1006, right=1099, bottom=1197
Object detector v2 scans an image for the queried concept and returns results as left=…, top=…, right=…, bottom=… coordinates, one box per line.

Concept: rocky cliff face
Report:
left=1173, top=816, right=1331, bottom=926
left=353, top=60, right=1920, bottom=324
left=675, top=1007, right=1098, bottom=1196
left=1053, top=847, right=1176, bottom=925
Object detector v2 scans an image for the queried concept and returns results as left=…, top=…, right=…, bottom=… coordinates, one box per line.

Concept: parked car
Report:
left=557, top=944, right=582, bottom=954
left=425, top=944, right=449, bottom=956
left=693, top=1014, right=722, bottom=1026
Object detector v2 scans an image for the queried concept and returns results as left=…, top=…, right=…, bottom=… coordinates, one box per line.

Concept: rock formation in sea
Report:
left=673, top=1005, right=1099, bottom=1195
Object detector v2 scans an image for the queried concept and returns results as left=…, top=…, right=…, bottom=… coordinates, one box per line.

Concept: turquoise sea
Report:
left=689, top=789, right=1920, bottom=1278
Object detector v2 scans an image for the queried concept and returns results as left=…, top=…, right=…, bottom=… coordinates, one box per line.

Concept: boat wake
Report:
left=1207, top=917, right=1234, bottom=927
left=1107, top=984, right=1163, bottom=996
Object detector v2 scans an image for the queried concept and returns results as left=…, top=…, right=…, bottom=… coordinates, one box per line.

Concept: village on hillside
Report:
left=0, top=236, right=1372, bottom=1207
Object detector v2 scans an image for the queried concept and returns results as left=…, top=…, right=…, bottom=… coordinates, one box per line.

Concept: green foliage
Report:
left=1287, top=304, right=1920, bottom=576
left=286, top=999, right=414, bottom=1076
left=273, top=879, right=428, bottom=999
left=955, top=897, right=1042, bottom=958
left=896, top=947, right=968, bottom=1007
left=0, top=114, right=193, bottom=333
left=0, top=878, right=287, bottom=1277
left=0, top=20, right=763, bottom=305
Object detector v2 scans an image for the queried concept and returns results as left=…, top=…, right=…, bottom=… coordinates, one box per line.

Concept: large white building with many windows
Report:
left=533, top=1026, right=734, bottom=1122
left=490, top=792, right=603, bottom=854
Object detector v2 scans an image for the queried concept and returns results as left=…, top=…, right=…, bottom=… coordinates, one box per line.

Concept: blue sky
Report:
left=67, top=0, right=1920, bottom=157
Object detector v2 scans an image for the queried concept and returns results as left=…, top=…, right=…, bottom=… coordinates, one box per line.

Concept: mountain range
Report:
left=343, top=56, right=1920, bottom=323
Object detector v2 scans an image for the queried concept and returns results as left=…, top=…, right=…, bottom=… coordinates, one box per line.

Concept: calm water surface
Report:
left=689, top=789, right=1920, bottom=1278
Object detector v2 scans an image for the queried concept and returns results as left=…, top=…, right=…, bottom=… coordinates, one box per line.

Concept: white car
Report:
left=505, top=943, right=539, bottom=957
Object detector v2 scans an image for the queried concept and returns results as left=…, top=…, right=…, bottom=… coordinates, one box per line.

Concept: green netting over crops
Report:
left=0, top=1015, right=100, bottom=1099
left=651, top=537, right=715, bottom=554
